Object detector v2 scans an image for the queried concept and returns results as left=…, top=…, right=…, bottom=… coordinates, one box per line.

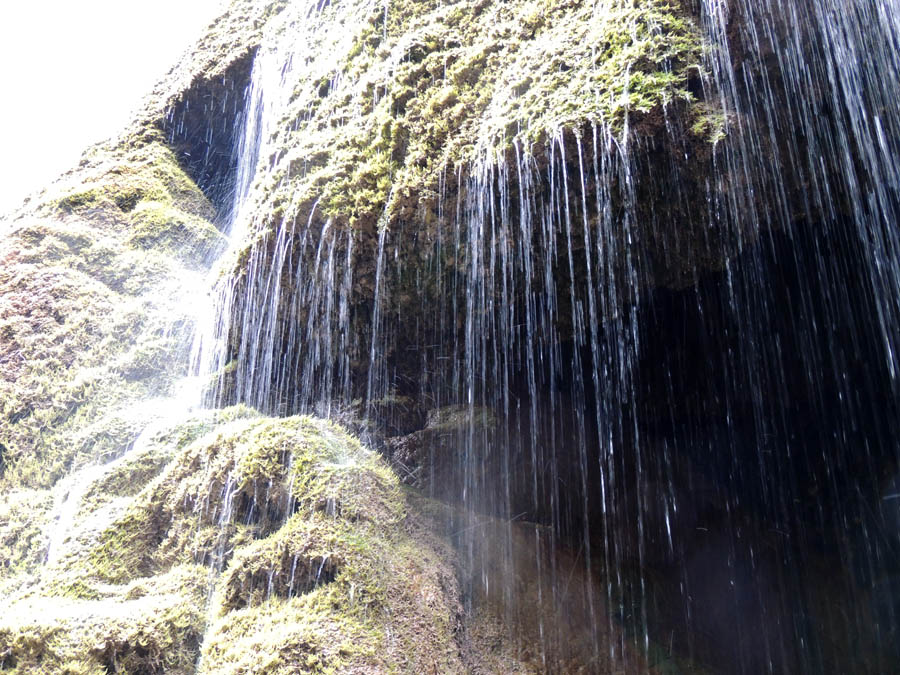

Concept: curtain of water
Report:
left=194, top=0, right=900, bottom=671
left=195, top=0, right=380, bottom=420
left=350, top=126, right=650, bottom=670
left=680, top=0, right=900, bottom=670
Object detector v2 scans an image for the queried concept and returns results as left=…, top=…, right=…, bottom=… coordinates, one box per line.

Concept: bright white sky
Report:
left=0, top=1, right=225, bottom=215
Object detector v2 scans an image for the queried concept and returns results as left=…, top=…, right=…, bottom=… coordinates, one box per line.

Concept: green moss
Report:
left=79, top=440, right=172, bottom=511
left=51, top=140, right=211, bottom=224
left=234, top=0, right=716, bottom=247
left=2, top=410, right=470, bottom=673
left=128, top=202, right=227, bottom=266
left=0, top=489, right=53, bottom=578
left=68, top=405, right=156, bottom=470
left=57, top=188, right=100, bottom=212
left=200, top=593, right=382, bottom=674
left=0, top=565, right=208, bottom=674
left=196, top=425, right=464, bottom=671
left=690, top=102, right=729, bottom=145
left=0, top=135, right=219, bottom=491
left=149, top=404, right=260, bottom=451
left=426, top=405, right=495, bottom=431
left=84, top=415, right=390, bottom=583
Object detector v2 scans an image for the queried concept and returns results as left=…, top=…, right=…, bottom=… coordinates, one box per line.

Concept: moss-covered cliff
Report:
left=241, top=0, right=715, bottom=234
left=0, top=139, right=223, bottom=490
left=196, top=0, right=727, bottom=417
left=0, top=0, right=728, bottom=671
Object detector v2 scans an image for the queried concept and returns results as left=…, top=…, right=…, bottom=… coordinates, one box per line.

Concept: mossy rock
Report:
left=0, top=565, right=208, bottom=674
left=229, top=0, right=714, bottom=238
left=426, top=405, right=496, bottom=432
left=1, top=410, right=472, bottom=673
left=89, top=414, right=404, bottom=583
left=0, top=135, right=219, bottom=491
left=0, top=489, right=54, bottom=580
left=127, top=202, right=227, bottom=267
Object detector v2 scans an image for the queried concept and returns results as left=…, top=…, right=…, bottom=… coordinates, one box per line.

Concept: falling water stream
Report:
left=41, top=20, right=273, bottom=581
left=190, top=0, right=900, bottom=670
left=42, top=0, right=900, bottom=671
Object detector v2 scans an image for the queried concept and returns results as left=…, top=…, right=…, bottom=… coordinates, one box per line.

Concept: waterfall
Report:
left=40, top=4, right=276, bottom=580
left=177, top=0, right=900, bottom=671
left=194, top=0, right=372, bottom=417
left=679, top=2, right=900, bottom=669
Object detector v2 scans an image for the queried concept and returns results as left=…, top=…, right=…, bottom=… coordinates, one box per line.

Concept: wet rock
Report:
left=388, top=405, right=495, bottom=498
left=367, top=393, right=426, bottom=436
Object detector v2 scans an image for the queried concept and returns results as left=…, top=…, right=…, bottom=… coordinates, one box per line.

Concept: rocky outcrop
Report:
left=0, top=136, right=222, bottom=491
left=198, top=0, right=729, bottom=419
left=0, top=409, right=471, bottom=673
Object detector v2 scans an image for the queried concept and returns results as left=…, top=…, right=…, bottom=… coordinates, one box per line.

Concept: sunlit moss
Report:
left=1, top=410, right=469, bottom=672
left=0, top=565, right=208, bottom=674
left=0, top=137, right=218, bottom=491
left=243, top=0, right=714, bottom=235
left=128, top=202, right=227, bottom=266
left=0, top=489, right=53, bottom=580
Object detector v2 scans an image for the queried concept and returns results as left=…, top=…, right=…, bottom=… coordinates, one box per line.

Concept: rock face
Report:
left=0, top=0, right=727, bottom=670
left=1, top=409, right=468, bottom=673
left=201, top=0, right=724, bottom=414
left=0, top=138, right=222, bottom=491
